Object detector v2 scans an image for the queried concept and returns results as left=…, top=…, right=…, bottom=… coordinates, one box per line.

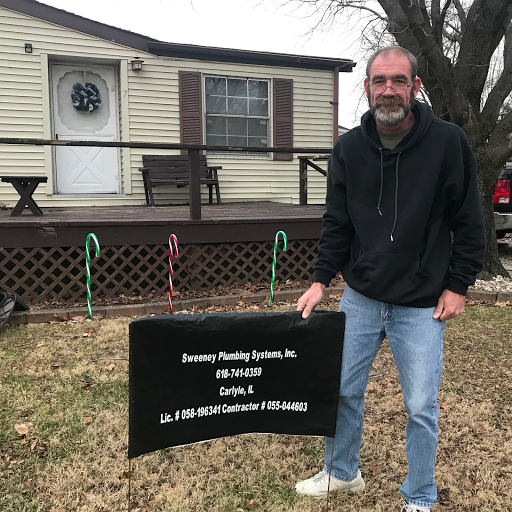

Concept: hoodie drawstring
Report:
left=390, top=152, right=401, bottom=242
left=377, top=148, right=384, bottom=216
left=377, top=150, right=402, bottom=242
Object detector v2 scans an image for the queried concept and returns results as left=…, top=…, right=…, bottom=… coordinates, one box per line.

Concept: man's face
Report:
left=364, top=53, right=421, bottom=127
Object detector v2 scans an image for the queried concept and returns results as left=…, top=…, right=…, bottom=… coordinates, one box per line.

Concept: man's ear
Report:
left=413, top=76, right=422, bottom=98
left=364, top=77, right=369, bottom=98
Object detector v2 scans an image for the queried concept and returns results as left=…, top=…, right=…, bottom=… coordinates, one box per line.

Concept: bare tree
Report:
left=283, top=0, right=512, bottom=278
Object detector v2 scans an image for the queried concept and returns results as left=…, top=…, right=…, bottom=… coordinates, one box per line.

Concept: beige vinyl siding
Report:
left=128, top=60, right=332, bottom=205
left=0, top=6, right=332, bottom=207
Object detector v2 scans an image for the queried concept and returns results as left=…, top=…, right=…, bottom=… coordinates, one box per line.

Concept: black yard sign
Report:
left=129, top=311, right=344, bottom=458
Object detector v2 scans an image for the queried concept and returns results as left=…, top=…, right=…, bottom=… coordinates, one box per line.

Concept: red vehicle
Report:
left=494, top=164, right=512, bottom=238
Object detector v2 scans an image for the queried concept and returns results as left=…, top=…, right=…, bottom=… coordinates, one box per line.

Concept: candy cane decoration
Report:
left=85, top=233, right=100, bottom=320
left=169, top=234, right=179, bottom=312
left=269, top=231, right=287, bottom=306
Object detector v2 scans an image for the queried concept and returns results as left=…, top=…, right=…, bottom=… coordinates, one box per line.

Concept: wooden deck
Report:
left=0, top=202, right=326, bottom=248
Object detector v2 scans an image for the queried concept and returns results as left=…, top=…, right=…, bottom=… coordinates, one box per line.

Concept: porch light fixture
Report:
left=25, top=43, right=33, bottom=53
left=130, top=57, right=143, bottom=71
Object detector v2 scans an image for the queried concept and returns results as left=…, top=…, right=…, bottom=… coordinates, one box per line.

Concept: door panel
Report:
left=51, top=64, right=119, bottom=194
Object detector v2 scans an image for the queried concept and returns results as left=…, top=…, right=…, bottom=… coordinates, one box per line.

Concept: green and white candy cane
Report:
left=269, top=231, right=287, bottom=306
left=85, top=233, right=100, bottom=320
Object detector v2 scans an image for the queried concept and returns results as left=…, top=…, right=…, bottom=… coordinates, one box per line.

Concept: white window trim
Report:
left=203, top=74, right=272, bottom=159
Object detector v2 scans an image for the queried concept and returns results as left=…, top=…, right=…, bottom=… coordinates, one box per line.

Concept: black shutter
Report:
left=179, top=71, right=202, bottom=155
left=273, top=78, right=293, bottom=161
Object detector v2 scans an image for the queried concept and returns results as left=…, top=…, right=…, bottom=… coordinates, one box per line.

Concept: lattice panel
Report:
left=0, top=240, right=318, bottom=303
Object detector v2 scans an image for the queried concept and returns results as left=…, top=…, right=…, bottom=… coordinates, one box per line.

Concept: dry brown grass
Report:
left=0, top=301, right=511, bottom=511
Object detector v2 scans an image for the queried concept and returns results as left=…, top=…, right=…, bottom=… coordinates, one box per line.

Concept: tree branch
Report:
left=455, top=0, right=512, bottom=108
left=378, top=0, right=468, bottom=124
left=452, top=0, right=467, bottom=33
left=345, top=2, right=387, bottom=21
left=417, top=0, right=432, bottom=32
left=435, top=0, right=452, bottom=42
left=431, top=0, right=441, bottom=24
left=481, top=22, right=512, bottom=138
left=443, top=27, right=461, bottom=43
left=488, top=109, right=512, bottom=166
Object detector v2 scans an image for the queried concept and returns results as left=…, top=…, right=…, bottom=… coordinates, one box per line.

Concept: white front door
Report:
left=51, top=64, right=119, bottom=194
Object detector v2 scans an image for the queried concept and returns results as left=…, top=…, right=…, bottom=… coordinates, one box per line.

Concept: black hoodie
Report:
left=314, top=102, right=485, bottom=308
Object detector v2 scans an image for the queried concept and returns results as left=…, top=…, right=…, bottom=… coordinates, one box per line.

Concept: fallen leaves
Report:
left=14, top=422, right=33, bottom=436
left=81, top=417, right=92, bottom=424
left=104, top=363, right=115, bottom=371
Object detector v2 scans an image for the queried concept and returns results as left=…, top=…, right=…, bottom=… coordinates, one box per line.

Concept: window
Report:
left=204, top=76, right=269, bottom=154
left=179, top=71, right=292, bottom=161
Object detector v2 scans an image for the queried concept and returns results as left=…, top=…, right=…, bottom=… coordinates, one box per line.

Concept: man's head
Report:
left=364, top=47, right=422, bottom=127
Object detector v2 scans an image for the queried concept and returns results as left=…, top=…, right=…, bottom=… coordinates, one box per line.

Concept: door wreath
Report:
left=71, top=82, right=101, bottom=112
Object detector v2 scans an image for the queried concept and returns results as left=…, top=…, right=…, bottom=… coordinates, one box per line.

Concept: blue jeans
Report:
left=323, top=285, right=445, bottom=508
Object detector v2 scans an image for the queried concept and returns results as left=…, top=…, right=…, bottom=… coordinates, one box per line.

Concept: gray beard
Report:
left=373, top=103, right=410, bottom=127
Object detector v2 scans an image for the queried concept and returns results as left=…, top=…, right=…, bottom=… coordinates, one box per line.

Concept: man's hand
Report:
left=297, top=282, right=326, bottom=319
left=433, top=289, right=466, bottom=321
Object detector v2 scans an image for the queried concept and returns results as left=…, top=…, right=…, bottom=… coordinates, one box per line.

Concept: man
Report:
left=295, top=46, right=485, bottom=512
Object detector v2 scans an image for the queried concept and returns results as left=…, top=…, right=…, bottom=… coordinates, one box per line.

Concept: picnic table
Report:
left=1, top=176, right=48, bottom=216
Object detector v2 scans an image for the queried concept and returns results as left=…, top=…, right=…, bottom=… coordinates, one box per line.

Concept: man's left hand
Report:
left=433, top=290, right=466, bottom=321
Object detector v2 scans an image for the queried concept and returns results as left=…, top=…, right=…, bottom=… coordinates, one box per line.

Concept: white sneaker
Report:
left=295, top=469, right=365, bottom=498
left=400, top=500, right=431, bottom=512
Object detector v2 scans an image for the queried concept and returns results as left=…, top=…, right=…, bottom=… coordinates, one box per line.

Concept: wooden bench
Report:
left=139, top=155, right=222, bottom=206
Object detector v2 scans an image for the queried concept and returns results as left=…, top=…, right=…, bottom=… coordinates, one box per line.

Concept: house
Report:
left=0, top=0, right=355, bottom=208
left=0, top=0, right=357, bottom=306
left=338, top=125, right=350, bottom=137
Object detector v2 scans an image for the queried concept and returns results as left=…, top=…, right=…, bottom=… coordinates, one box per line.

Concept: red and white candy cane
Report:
left=169, top=234, right=179, bottom=311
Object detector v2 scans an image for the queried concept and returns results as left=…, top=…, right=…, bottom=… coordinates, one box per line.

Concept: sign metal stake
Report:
left=127, top=458, right=132, bottom=512
left=325, top=437, right=335, bottom=511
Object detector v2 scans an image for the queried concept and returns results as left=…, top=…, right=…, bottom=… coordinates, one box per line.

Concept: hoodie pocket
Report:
left=347, top=252, right=435, bottom=304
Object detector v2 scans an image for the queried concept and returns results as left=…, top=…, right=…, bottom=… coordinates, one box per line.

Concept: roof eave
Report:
left=0, top=0, right=356, bottom=71
left=0, top=0, right=158, bottom=52
left=147, top=42, right=356, bottom=72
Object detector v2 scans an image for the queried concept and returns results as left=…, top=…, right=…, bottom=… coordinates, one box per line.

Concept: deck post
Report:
left=299, top=157, right=308, bottom=205
left=188, top=149, right=201, bottom=220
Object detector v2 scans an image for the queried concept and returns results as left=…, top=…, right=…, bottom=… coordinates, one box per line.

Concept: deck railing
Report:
left=0, top=138, right=332, bottom=219
left=298, top=155, right=329, bottom=205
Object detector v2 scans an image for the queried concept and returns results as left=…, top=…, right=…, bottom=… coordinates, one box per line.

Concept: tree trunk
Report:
left=475, top=152, right=509, bottom=278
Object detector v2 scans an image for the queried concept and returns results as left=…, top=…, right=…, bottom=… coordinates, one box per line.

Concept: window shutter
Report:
left=179, top=71, right=202, bottom=154
left=273, top=78, right=293, bottom=161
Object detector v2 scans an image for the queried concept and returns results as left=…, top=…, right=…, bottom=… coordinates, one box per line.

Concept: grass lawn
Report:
left=0, top=301, right=511, bottom=511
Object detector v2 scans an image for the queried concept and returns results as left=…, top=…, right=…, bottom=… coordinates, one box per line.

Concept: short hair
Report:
left=366, top=46, right=418, bottom=79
